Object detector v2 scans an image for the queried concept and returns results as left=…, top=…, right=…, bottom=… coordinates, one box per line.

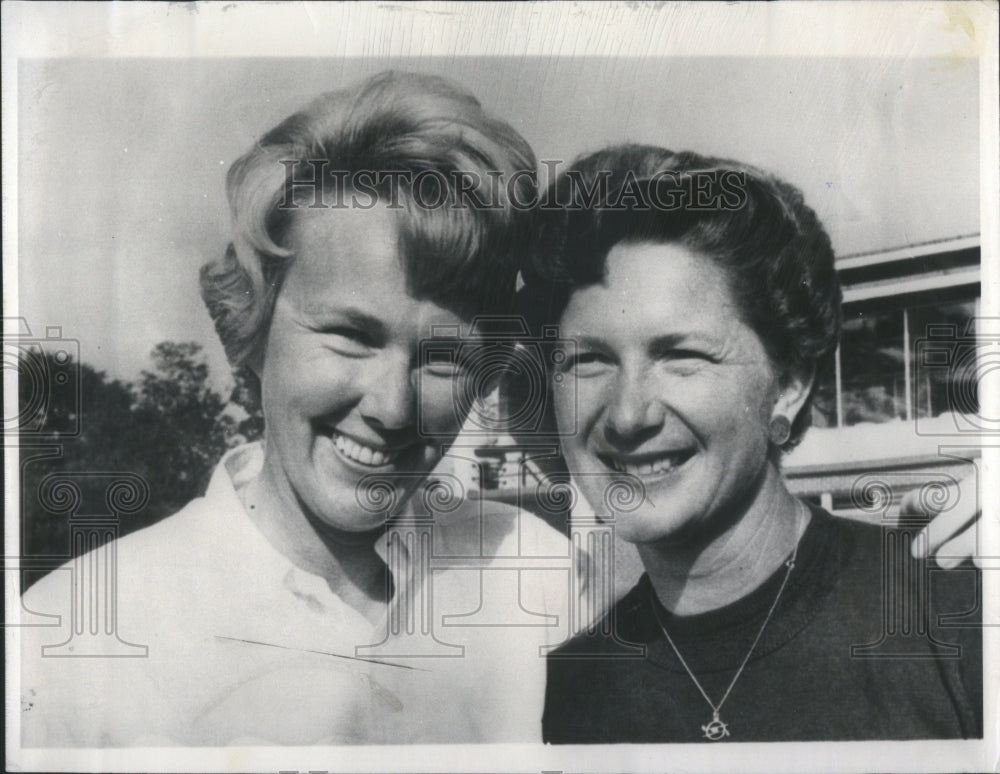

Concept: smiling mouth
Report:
left=330, top=430, right=410, bottom=468
left=596, top=449, right=694, bottom=477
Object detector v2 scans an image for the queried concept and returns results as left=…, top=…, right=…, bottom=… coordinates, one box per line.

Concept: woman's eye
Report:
left=422, top=362, right=463, bottom=378
left=563, top=352, right=614, bottom=375
left=420, top=352, right=466, bottom=379
left=324, top=327, right=375, bottom=352
left=656, top=349, right=713, bottom=371
left=653, top=345, right=712, bottom=362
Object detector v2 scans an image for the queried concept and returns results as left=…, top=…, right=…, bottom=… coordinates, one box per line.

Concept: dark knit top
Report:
left=543, top=507, right=982, bottom=743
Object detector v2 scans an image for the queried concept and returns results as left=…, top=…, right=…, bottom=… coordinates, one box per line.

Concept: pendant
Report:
left=701, top=712, right=730, bottom=741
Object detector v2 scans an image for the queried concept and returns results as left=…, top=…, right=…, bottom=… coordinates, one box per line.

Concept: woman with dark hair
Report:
left=529, top=145, right=982, bottom=743
left=20, top=79, right=978, bottom=747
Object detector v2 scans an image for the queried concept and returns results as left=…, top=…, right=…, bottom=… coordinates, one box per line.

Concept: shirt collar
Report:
left=211, top=442, right=413, bottom=616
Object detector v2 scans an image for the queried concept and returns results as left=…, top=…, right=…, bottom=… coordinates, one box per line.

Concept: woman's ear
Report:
left=246, top=336, right=267, bottom=380
left=245, top=355, right=263, bottom=382
left=772, top=365, right=815, bottom=428
left=241, top=350, right=266, bottom=416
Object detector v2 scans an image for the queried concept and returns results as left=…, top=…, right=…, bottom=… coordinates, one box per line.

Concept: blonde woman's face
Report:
left=257, top=203, right=470, bottom=531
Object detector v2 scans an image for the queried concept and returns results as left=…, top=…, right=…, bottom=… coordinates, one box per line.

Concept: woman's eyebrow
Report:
left=647, top=333, right=720, bottom=353
left=567, top=334, right=610, bottom=351
left=647, top=334, right=687, bottom=350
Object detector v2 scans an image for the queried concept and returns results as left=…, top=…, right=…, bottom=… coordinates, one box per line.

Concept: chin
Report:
left=315, top=450, right=440, bottom=521
left=569, top=462, right=701, bottom=540
left=302, top=492, right=387, bottom=534
left=602, top=507, right=688, bottom=545
left=322, top=478, right=427, bottom=531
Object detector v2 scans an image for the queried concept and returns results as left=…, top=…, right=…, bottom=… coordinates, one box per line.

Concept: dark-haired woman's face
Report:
left=552, top=241, right=783, bottom=544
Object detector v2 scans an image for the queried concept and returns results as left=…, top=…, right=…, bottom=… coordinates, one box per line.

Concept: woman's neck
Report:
left=243, top=468, right=391, bottom=624
left=638, top=462, right=809, bottom=616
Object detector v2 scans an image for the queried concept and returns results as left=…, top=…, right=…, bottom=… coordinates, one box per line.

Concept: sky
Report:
left=15, top=53, right=980, bottom=390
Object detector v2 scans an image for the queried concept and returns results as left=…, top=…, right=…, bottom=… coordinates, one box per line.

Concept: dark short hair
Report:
left=201, top=70, right=540, bottom=377
left=520, top=144, right=842, bottom=449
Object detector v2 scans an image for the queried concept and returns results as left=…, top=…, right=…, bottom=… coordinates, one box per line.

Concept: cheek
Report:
left=737, top=370, right=779, bottom=431
left=550, top=378, right=573, bottom=432
left=685, top=371, right=774, bottom=446
left=417, top=377, right=463, bottom=435
left=555, top=376, right=608, bottom=437
left=261, top=351, right=359, bottom=420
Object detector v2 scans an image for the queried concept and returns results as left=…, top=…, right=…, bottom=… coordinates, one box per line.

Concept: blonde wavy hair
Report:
left=201, top=71, right=540, bottom=383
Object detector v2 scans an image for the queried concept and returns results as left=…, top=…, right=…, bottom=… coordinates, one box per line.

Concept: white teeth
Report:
left=332, top=432, right=399, bottom=467
left=608, top=453, right=683, bottom=476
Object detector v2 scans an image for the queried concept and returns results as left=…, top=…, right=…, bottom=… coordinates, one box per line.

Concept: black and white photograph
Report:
left=3, top=3, right=998, bottom=772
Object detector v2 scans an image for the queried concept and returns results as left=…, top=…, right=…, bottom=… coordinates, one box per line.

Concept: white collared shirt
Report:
left=19, top=443, right=578, bottom=746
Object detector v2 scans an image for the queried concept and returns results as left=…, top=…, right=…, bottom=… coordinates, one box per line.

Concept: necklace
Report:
left=650, top=511, right=804, bottom=741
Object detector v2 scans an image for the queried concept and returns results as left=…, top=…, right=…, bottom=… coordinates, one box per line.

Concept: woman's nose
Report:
left=604, top=370, right=665, bottom=442
left=358, top=356, right=417, bottom=431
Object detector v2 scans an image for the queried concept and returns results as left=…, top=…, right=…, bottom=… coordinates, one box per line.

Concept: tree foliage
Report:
left=16, top=342, right=262, bottom=578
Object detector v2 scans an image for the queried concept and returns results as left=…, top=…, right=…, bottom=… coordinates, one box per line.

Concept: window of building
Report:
left=811, top=292, right=980, bottom=428
left=910, top=299, right=980, bottom=419
left=840, top=308, right=907, bottom=425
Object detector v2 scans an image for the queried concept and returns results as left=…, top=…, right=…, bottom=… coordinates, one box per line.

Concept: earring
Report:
left=768, top=415, right=792, bottom=446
